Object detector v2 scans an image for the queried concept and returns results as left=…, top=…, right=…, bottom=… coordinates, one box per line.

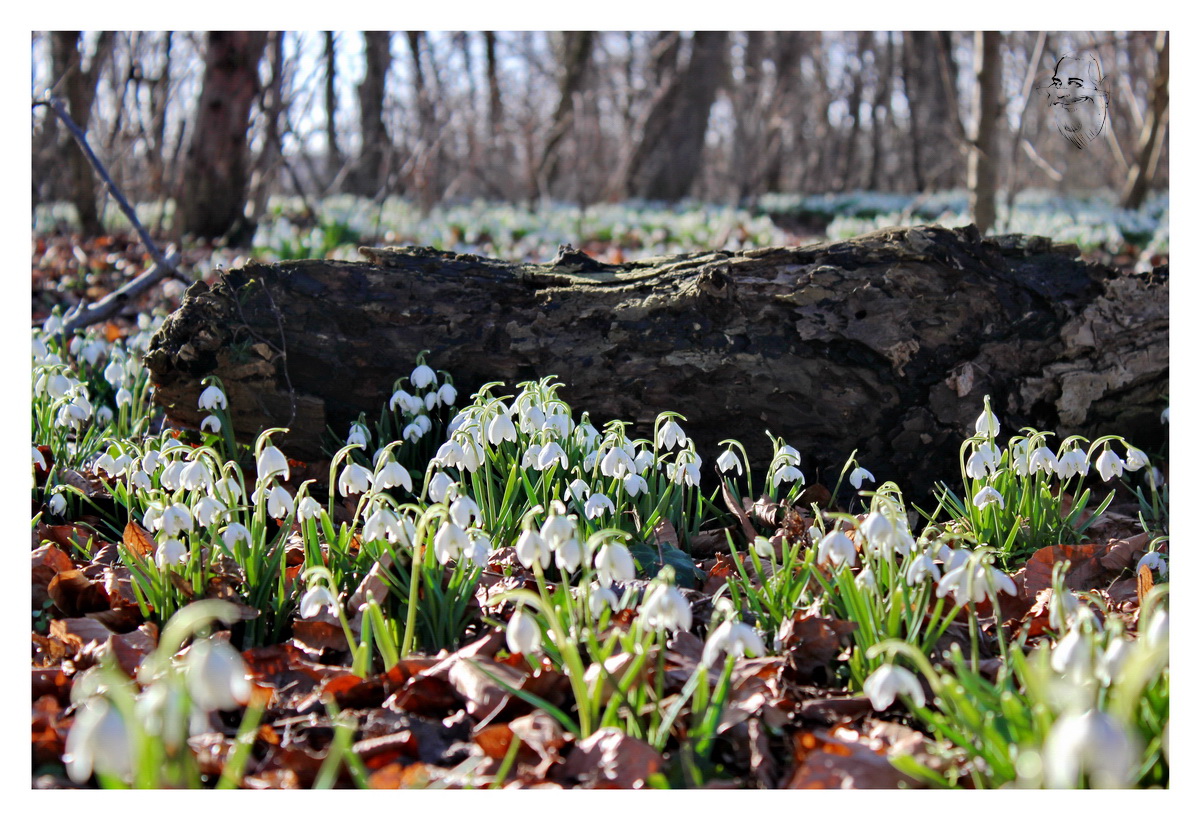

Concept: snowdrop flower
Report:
left=95, top=406, right=113, bottom=426
left=363, top=508, right=398, bottom=542
left=1051, top=619, right=1095, bottom=679
left=589, top=586, right=620, bottom=618
left=668, top=452, right=702, bottom=487
left=466, top=533, right=491, bottom=566
left=516, top=530, right=552, bottom=570
left=555, top=536, right=583, bottom=573
left=213, top=476, right=243, bottom=505
left=716, top=449, right=743, bottom=475
left=1056, top=447, right=1088, bottom=480
left=103, top=360, right=125, bottom=388
left=486, top=413, right=517, bottom=445
left=639, top=585, right=692, bottom=632
left=257, top=445, right=290, bottom=482
left=905, top=550, right=941, bottom=585
left=624, top=473, right=648, bottom=497
left=936, top=559, right=1016, bottom=605
left=402, top=422, right=423, bottom=442
left=860, top=511, right=895, bottom=550
left=337, top=463, right=372, bottom=496
left=94, top=452, right=118, bottom=476
left=1048, top=587, right=1082, bottom=633
left=855, top=565, right=877, bottom=591
left=849, top=466, right=874, bottom=489
left=449, top=496, right=482, bottom=529
left=1096, top=448, right=1125, bottom=482
left=198, top=385, right=228, bottom=411
left=428, top=472, right=455, bottom=504
left=1161, top=407, right=1169, bottom=425
left=373, top=459, right=413, bottom=493
left=389, top=389, right=420, bottom=415
left=299, top=585, right=338, bottom=619
left=773, top=464, right=805, bottom=485
left=656, top=419, right=687, bottom=450
left=1145, top=608, right=1168, bottom=652
left=141, top=449, right=162, bottom=475
left=974, top=406, right=1000, bottom=438
left=434, top=440, right=465, bottom=469
left=410, top=363, right=436, bottom=390
left=158, top=503, right=194, bottom=537
left=543, top=411, right=573, bottom=438
left=64, top=697, right=134, bottom=783
left=536, top=442, right=569, bottom=472
left=584, top=493, right=615, bottom=520
left=1097, top=635, right=1133, bottom=685
left=115, top=387, right=133, bottom=407
left=49, top=492, right=67, bottom=515
left=600, top=445, right=635, bottom=479
left=413, top=415, right=432, bottom=435
left=972, top=485, right=1004, bottom=510
left=506, top=610, right=541, bottom=655
left=180, top=459, right=214, bottom=493
left=156, top=538, right=188, bottom=567
left=347, top=423, right=370, bottom=448
left=424, top=392, right=439, bottom=411
left=863, top=664, right=926, bottom=711
left=817, top=529, right=857, bottom=567
left=565, top=478, right=591, bottom=502
left=130, top=469, right=152, bottom=492
left=574, top=420, right=600, bottom=450
left=220, top=523, right=250, bottom=552
left=702, top=620, right=766, bottom=667
left=752, top=536, right=775, bottom=559
left=45, top=372, right=72, bottom=400
left=1043, top=710, right=1137, bottom=788
left=776, top=444, right=802, bottom=464
left=1136, top=551, right=1167, bottom=576
left=296, top=494, right=323, bottom=522
left=263, top=485, right=294, bottom=519
left=192, top=497, right=226, bottom=528
left=634, top=449, right=655, bottom=473
left=595, top=542, right=636, bottom=585
left=965, top=448, right=993, bottom=480
left=200, top=414, right=222, bottom=434
left=185, top=637, right=251, bottom=711
left=1011, top=439, right=1031, bottom=475
left=438, top=383, right=457, bottom=406
left=1029, top=446, right=1059, bottom=475
left=434, top=521, right=470, bottom=564
left=1124, top=446, right=1149, bottom=471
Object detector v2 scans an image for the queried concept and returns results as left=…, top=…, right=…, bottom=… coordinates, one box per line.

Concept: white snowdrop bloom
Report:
left=141, top=449, right=162, bottom=475
left=639, top=585, right=692, bottom=633
left=428, top=472, right=455, bottom=504
left=198, top=385, right=228, bottom=410
left=589, top=586, right=620, bottom=618
left=263, top=485, right=295, bottom=519
left=535, top=442, right=568, bottom=471
left=1160, top=407, right=1169, bottom=425
left=863, top=664, right=925, bottom=711
left=213, top=476, right=243, bottom=505
left=434, top=440, right=465, bottom=469
left=1096, top=448, right=1125, bottom=482
left=634, top=449, right=655, bottom=474
left=624, top=473, right=649, bottom=497
left=129, top=469, right=152, bottom=492
left=363, top=508, right=399, bottom=542
left=702, top=620, right=766, bottom=667
left=185, top=637, right=251, bottom=711
left=594, top=542, right=636, bottom=585
left=300, top=585, right=338, bottom=619
left=574, top=422, right=600, bottom=450
left=849, top=466, right=875, bottom=489
left=772, top=464, right=805, bottom=486
left=434, top=521, right=471, bottom=564
left=1097, top=635, right=1133, bottom=686
left=424, top=392, right=438, bottom=411
left=459, top=437, right=486, bottom=472
left=817, top=529, right=856, bottom=567
left=402, top=423, right=422, bottom=442
left=158, top=503, right=194, bottom=537
left=656, top=419, right=687, bottom=450
left=450, top=496, right=482, bottom=528
left=192, top=496, right=226, bottom=528
left=565, top=478, right=591, bottom=502
left=466, top=532, right=491, bottom=566
left=600, top=445, right=635, bottom=479
left=1056, top=447, right=1088, bottom=479
left=516, top=530, right=552, bottom=570
left=860, top=511, right=895, bottom=549
left=506, top=610, right=541, bottom=655
left=1136, top=551, right=1167, bottom=576
left=668, top=452, right=702, bottom=487
left=413, top=414, right=432, bottom=434
left=337, top=463, right=372, bottom=496
left=64, top=697, right=134, bottom=784
left=94, top=452, right=118, bottom=476
left=156, top=537, right=188, bottom=568
left=95, top=406, right=114, bottom=426
left=180, top=459, right=214, bottom=493
left=555, top=536, right=583, bottom=573
left=256, top=445, right=290, bottom=482
left=46, top=372, right=72, bottom=400
left=543, top=411, right=572, bottom=439
left=965, top=449, right=991, bottom=480
left=584, top=493, right=615, bottom=520
left=1145, top=608, right=1168, bottom=653
left=1051, top=617, right=1095, bottom=678
left=486, top=413, right=517, bottom=445
left=776, top=444, right=802, bottom=465
left=855, top=565, right=877, bottom=591
left=1043, top=710, right=1137, bottom=789
left=1029, top=446, right=1059, bottom=476
left=972, top=485, right=1005, bottom=510
left=104, top=359, right=128, bottom=388
left=373, top=459, right=413, bottom=493
left=539, top=503, right=576, bottom=548
left=905, top=550, right=941, bottom=586
left=200, top=414, right=222, bottom=434
left=115, top=387, right=133, bottom=407
left=297, top=494, right=324, bottom=522
left=1124, top=447, right=1149, bottom=471
left=974, top=407, right=1000, bottom=438
left=519, top=404, right=546, bottom=434
left=716, top=449, right=744, bottom=475
left=347, top=423, right=370, bottom=448
left=752, top=536, right=775, bottom=559
left=410, top=364, right=436, bottom=389
left=49, top=493, right=67, bottom=515
left=437, top=383, right=457, bottom=406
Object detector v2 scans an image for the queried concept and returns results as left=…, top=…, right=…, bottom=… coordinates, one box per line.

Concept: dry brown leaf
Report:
left=122, top=521, right=156, bottom=559
left=784, top=728, right=922, bottom=789
left=562, top=728, right=662, bottom=788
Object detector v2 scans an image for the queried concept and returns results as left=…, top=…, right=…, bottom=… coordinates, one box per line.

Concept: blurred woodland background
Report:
left=31, top=31, right=1168, bottom=246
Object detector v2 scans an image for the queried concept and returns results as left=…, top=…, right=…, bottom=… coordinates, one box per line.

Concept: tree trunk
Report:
left=484, top=31, right=502, bottom=132
left=866, top=32, right=895, bottom=191
left=349, top=31, right=392, bottom=198
left=968, top=31, right=1002, bottom=235
left=178, top=31, right=267, bottom=242
left=145, top=228, right=1168, bottom=497
left=50, top=31, right=114, bottom=236
left=247, top=32, right=286, bottom=228
left=624, top=31, right=727, bottom=200
left=1120, top=31, right=1168, bottom=209
left=323, top=31, right=343, bottom=186
left=537, top=31, right=594, bottom=196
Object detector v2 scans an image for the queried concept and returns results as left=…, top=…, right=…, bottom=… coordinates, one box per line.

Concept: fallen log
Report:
left=144, top=225, right=1168, bottom=494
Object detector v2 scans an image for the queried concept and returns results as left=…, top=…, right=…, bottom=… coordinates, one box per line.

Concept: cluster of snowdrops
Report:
left=32, top=311, right=1168, bottom=789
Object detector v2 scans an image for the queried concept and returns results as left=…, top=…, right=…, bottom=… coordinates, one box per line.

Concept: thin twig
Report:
left=36, top=94, right=185, bottom=335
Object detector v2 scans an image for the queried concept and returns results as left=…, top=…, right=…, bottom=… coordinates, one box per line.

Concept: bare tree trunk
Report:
left=178, top=31, right=267, bottom=242
left=900, top=32, right=925, bottom=191
left=323, top=31, right=343, bottom=188
left=50, top=31, right=114, bottom=235
left=624, top=31, right=728, bottom=200
left=147, top=32, right=172, bottom=209
left=537, top=31, right=594, bottom=196
left=1120, top=31, right=1168, bottom=209
left=838, top=32, right=869, bottom=191
left=484, top=31, right=503, bottom=132
left=1002, top=32, right=1047, bottom=231
left=968, top=31, right=1002, bottom=235
left=247, top=32, right=287, bottom=227
left=866, top=32, right=895, bottom=191
left=349, top=31, right=392, bottom=198
left=145, top=229, right=1167, bottom=497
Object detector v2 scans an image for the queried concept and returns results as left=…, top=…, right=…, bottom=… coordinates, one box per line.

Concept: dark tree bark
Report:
left=145, top=228, right=1167, bottom=497
left=323, top=31, right=343, bottom=185
left=1120, top=31, right=1168, bottom=209
left=147, top=31, right=173, bottom=206
left=178, top=31, right=267, bottom=242
left=866, top=32, right=895, bottom=191
left=968, top=31, right=1002, bottom=235
left=348, top=31, right=392, bottom=198
left=49, top=31, right=114, bottom=235
left=624, top=31, right=728, bottom=201
left=247, top=32, right=287, bottom=227
left=837, top=32, right=869, bottom=192
left=484, top=31, right=503, bottom=132
left=537, top=31, right=595, bottom=195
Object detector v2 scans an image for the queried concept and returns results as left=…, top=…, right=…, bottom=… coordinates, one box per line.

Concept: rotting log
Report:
left=145, top=225, right=1168, bottom=494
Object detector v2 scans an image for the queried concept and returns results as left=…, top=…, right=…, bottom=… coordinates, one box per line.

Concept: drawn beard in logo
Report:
left=1045, top=53, right=1109, bottom=150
